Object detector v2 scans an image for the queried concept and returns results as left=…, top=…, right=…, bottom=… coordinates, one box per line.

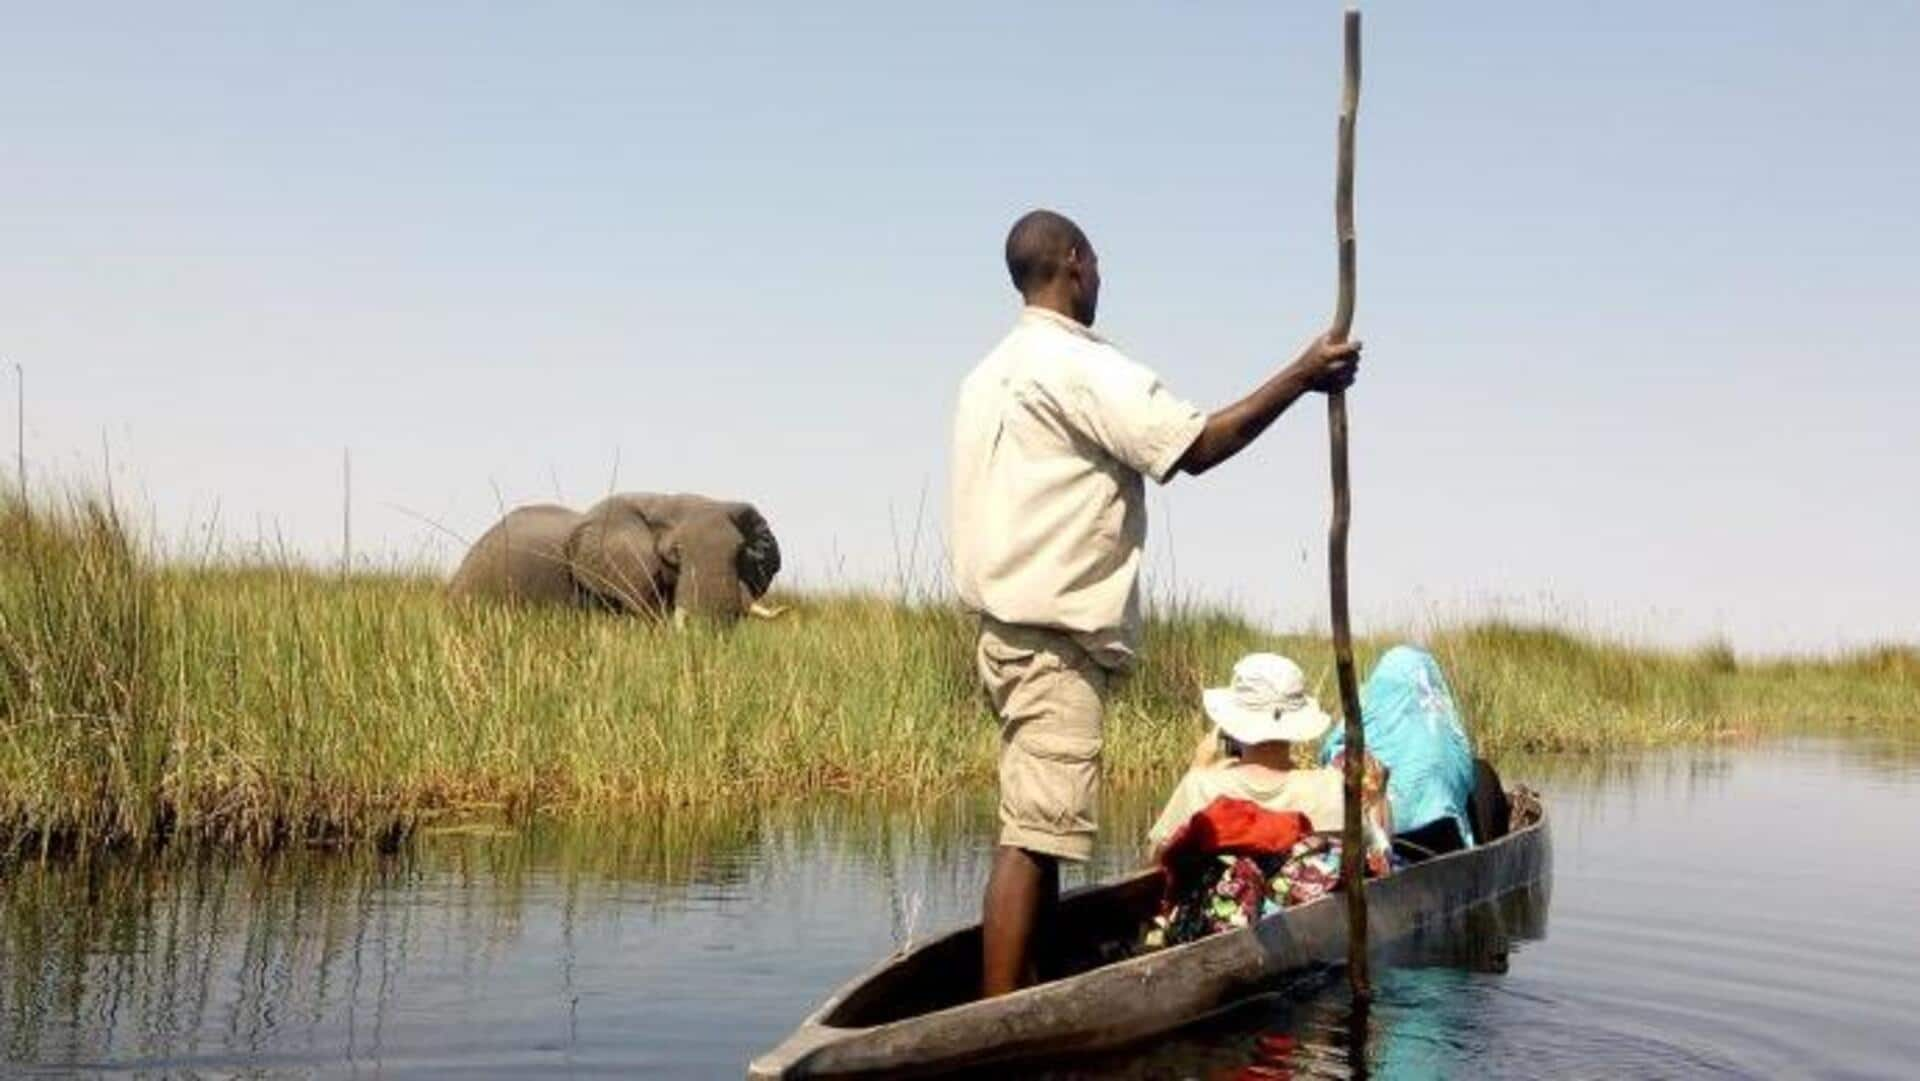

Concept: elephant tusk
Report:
left=749, top=602, right=789, bottom=620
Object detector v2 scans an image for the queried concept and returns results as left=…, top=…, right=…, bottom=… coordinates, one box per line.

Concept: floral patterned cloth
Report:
left=1144, top=854, right=1269, bottom=948
left=1143, top=753, right=1393, bottom=951
left=1269, top=835, right=1344, bottom=906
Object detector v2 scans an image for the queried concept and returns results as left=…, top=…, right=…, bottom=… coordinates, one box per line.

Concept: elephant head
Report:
left=451, top=492, right=781, bottom=623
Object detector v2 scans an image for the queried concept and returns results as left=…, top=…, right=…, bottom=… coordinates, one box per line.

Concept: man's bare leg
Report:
left=981, top=845, right=1058, bottom=997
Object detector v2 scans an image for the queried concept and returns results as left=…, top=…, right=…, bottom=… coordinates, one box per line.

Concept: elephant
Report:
left=448, top=493, right=782, bottom=622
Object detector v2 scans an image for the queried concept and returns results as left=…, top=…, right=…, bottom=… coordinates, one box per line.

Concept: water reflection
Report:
left=999, top=882, right=1551, bottom=1081
left=0, top=792, right=1159, bottom=1075
left=2, top=740, right=1917, bottom=1078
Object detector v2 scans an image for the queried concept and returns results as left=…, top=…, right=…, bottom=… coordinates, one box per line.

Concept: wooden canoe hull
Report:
left=749, top=792, right=1550, bottom=1079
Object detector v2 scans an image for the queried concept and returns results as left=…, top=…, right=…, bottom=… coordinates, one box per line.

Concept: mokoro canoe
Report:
left=748, top=789, right=1550, bottom=1079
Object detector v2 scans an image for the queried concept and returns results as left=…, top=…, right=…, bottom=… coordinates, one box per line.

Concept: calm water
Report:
left=4, top=740, right=1918, bottom=1079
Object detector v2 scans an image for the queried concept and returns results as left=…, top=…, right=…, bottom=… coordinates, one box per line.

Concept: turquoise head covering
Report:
left=1321, top=644, right=1477, bottom=843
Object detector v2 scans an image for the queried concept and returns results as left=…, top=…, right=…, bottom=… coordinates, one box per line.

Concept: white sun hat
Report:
left=1202, top=653, right=1334, bottom=746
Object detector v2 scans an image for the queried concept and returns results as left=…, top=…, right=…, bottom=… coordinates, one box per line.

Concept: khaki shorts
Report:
left=975, top=618, right=1109, bottom=862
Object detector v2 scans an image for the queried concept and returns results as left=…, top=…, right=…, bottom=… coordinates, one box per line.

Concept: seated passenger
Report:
left=1321, top=644, right=1482, bottom=861
left=1147, top=653, right=1384, bottom=855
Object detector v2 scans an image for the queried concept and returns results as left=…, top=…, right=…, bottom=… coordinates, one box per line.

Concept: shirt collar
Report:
left=1018, top=305, right=1106, bottom=344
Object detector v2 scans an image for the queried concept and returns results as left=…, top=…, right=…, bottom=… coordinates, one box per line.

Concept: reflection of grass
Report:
left=0, top=794, right=1001, bottom=1066
left=3, top=497, right=1916, bottom=854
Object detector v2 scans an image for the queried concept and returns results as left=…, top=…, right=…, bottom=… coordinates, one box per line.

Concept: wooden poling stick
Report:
left=1327, top=6, right=1370, bottom=1005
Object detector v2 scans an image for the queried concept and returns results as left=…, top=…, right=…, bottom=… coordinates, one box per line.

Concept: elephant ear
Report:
left=732, top=503, right=781, bottom=600
left=566, top=496, right=675, bottom=617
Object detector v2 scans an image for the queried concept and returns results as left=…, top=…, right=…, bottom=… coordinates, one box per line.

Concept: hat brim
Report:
left=1203, top=687, right=1334, bottom=746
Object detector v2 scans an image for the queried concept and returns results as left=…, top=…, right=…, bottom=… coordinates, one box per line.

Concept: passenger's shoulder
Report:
left=1183, top=763, right=1246, bottom=798
left=1294, top=766, right=1348, bottom=791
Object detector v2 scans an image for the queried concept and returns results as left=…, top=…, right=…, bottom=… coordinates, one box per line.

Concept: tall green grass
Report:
left=3, top=497, right=1915, bottom=855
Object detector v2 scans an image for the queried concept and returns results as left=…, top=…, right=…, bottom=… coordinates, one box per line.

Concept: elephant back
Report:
left=567, top=495, right=675, bottom=616
left=449, top=504, right=583, bottom=605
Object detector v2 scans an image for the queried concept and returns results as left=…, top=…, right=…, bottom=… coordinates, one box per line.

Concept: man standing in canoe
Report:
left=949, top=208, right=1362, bottom=996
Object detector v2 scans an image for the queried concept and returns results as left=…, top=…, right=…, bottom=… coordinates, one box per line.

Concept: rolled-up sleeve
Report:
left=1065, top=346, right=1207, bottom=483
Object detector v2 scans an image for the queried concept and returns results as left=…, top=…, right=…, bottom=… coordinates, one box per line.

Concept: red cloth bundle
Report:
left=1157, top=797, right=1313, bottom=873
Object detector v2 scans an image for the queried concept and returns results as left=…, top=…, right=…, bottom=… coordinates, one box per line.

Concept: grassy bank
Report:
left=3, top=498, right=1916, bottom=855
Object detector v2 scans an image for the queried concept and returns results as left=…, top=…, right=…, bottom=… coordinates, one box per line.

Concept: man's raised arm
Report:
left=1176, top=334, right=1362, bottom=477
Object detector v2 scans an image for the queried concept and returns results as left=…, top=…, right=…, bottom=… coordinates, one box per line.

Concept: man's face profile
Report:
left=1071, top=246, right=1100, bottom=326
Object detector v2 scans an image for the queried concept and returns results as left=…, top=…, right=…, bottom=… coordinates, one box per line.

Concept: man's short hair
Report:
left=1005, top=209, right=1089, bottom=296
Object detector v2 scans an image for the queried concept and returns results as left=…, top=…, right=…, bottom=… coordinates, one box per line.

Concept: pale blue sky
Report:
left=6, top=3, right=1916, bottom=654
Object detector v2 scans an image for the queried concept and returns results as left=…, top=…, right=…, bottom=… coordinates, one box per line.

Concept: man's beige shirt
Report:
left=949, top=307, right=1206, bottom=670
